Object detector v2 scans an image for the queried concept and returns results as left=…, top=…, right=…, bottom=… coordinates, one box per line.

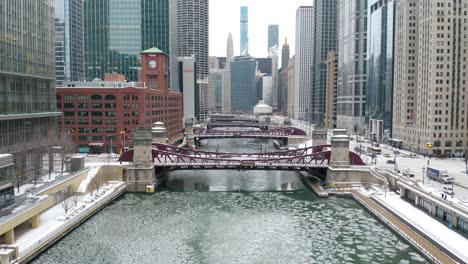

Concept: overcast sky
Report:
left=209, top=0, right=312, bottom=58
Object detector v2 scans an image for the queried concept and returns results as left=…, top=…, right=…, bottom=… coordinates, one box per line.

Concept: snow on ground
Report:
left=15, top=181, right=125, bottom=257
left=373, top=191, right=468, bottom=263
left=350, top=139, right=468, bottom=200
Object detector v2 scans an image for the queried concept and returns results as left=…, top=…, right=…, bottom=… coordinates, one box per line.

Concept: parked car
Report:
left=386, top=159, right=395, bottom=164
left=393, top=150, right=400, bottom=154
left=443, top=187, right=455, bottom=196
left=402, top=170, right=415, bottom=177
left=384, top=153, right=391, bottom=158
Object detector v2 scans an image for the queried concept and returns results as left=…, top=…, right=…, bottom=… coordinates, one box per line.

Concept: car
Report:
left=386, top=159, right=395, bottom=164
left=443, top=187, right=455, bottom=195
left=402, top=170, right=415, bottom=177
left=393, top=150, right=400, bottom=154
left=384, top=153, right=391, bottom=158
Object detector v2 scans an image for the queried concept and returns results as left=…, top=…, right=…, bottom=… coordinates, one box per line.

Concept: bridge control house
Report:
left=56, top=48, right=183, bottom=153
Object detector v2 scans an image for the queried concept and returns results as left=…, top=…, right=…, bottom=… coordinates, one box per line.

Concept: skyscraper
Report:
left=231, top=56, right=257, bottom=112
left=294, top=6, right=314, bottom=120
left=324, top=51, right=338, bottom=129
left=281, top=38, right=290, bottom=70
left=269, top=46, right=279, bottom=110
left=393, top=0, right=468, bottom=157
left=55, top=0, right=84, bottom=86
left=278, top=38, right=290, bottom=113
left=311, top=0, right=338, bottom=124
left=366, top=0, right=395, bottom=136
left=226, top=33, right=234, bottom=68
left=268, top=25, right=279, bottom=51
left=336, top=0, right=367, bottom=133
left=176, top=0, right=209, bottom=120
left=240, top=6, right=249, bottom=56
left=0, top=0, right=60, bottom=186
left=84, top=0, right=169, bottom=82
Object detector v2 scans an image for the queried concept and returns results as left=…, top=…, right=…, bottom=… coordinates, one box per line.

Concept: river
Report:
left=32, top=138, right=428, bottom=264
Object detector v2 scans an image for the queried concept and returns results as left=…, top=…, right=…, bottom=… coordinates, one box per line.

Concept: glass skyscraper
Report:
left=231, top=56, right=256, bottom=112
left=268, top=25, right=279, bottom=51
left=0, top=0, right=60, bottom=186
left=366, top=0, right=395, bottom=134
left=240, top=6, right=248, bottom=56
left=55, top=0, right=85, bottom=86
left=84, top=0, right=169, bottom=81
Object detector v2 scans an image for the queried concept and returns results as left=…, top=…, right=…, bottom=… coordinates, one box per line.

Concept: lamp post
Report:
left=422, top=166, right=426, bottom=185
left=120, top=130, right=126, bottom=153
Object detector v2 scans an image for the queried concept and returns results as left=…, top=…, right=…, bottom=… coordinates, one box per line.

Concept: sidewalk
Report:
left=372, top=191, right=468, bottom=263
left=348, top=190, right=458, bottom=264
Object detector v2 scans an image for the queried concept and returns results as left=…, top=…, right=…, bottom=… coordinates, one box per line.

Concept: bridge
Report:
left=205, top=121, right=269, bottom=130
left=193, top=127, right=307, bottom=145
left=119, top=143, right=365, bottom=171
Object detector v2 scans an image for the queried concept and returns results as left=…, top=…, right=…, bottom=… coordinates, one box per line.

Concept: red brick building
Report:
left=56, top=48, right=183, bottom=153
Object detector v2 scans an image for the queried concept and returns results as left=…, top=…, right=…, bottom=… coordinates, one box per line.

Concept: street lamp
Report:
left=422, top=166, right=426, bottom=185
left=120, top=130, right=126, bottom=153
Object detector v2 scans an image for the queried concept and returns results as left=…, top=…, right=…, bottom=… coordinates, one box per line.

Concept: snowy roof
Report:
left=141, top=47, right=164, bottom=54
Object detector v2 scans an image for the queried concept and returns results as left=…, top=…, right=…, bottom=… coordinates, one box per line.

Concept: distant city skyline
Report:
left=210, top=0, right=311, bottom=58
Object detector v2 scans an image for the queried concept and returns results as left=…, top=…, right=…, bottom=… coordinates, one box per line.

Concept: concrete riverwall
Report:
left=16, top=183, right=126, bottom=263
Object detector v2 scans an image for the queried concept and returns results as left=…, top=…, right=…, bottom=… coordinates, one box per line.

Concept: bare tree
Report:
left=61, top=199, right=73, bottom=215
left=71, top=193, right=81, bottom=207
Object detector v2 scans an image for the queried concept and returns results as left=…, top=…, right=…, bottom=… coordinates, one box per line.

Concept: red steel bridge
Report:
left=205, top=121, right=269, bottom=130
left=119, top=143, right=365, bottom=171
left=193, top=127, right=307, bottom=145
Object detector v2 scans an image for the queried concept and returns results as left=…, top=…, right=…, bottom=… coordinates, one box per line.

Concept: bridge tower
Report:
left=330, top=129, right=350, bottom=167
left=151, top=121, right=167, bottom=144
left=126, top=127, right=155, bottom=192
left=184, top=118, right=195, bottom=147
left=312, top=126, right=328, bottom=145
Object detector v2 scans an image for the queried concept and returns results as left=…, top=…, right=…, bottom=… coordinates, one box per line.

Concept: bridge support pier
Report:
left=125, top=127, right=156, bottom=192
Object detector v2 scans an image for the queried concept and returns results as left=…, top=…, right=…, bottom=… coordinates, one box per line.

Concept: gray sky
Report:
left=209, top=0, right=312, bottom=58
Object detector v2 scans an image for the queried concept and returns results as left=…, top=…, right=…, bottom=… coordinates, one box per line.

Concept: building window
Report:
left=105, top=112, right=116, bottom=117
left=64, top=95, right=74, bottom=100
left=78, top=103, right=88, bottom=108
left=92, top=136, right=103, bottom=141
left=105, top=128, right=116, bottom=133
left=105, top=103, right=116, bottom=108
left=105, top=119, right=116, bottom=125
left=91, top=112, right=103, bottom=117
left=92, top=119, right=102, bottom=125
left=92, top=128, right=103, bottom=133
left=78, top=119, right=88, bottom=125
left=91, top=95, right=102, bottom=100
left=64, top=111, right=75, bottom=117
left=64, top=103, right=74, bottom=108
left=78, top=136, right=88, bottom=141
left=105, top=95, right=116, bottom=100
left=91, top=103, right=102, bottom=108
left=56, top=95, right=61, bottom=101
left=78, top=95, right=88, bottom=100
left=78, top=111, right=89, bottom=117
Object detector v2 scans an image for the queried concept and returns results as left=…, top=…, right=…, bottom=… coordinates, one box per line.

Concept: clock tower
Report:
left=140, top=47, right=169, bottom=92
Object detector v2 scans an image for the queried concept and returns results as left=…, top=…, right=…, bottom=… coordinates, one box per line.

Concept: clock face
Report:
left=148, top=60, right=157, bottom=69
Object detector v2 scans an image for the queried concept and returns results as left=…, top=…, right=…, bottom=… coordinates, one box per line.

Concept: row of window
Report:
left=61, top=119, right=117, bottom=125
left=63, top=111, right=117, bottom=117
left=60, top=94, right=116, bottom=101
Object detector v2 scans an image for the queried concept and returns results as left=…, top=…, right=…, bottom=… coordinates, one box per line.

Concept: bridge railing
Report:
left=152, top=148, right=331, bottom=166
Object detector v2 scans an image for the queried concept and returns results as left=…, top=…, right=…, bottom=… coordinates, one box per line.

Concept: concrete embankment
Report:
left=16, top=183, right=126, bottom=263
left=329, top=189, right=457, bottom=264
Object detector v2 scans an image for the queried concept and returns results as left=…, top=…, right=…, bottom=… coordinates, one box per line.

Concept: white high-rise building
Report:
left=174, top=0, right=209, bottom=120
left=294, top=6, right=315, bottom=120
left=269, top=46, right=279, bottom=110
left=226, top=32, right=234, bottom=69
left=178, top=56, right=196, bottom=123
